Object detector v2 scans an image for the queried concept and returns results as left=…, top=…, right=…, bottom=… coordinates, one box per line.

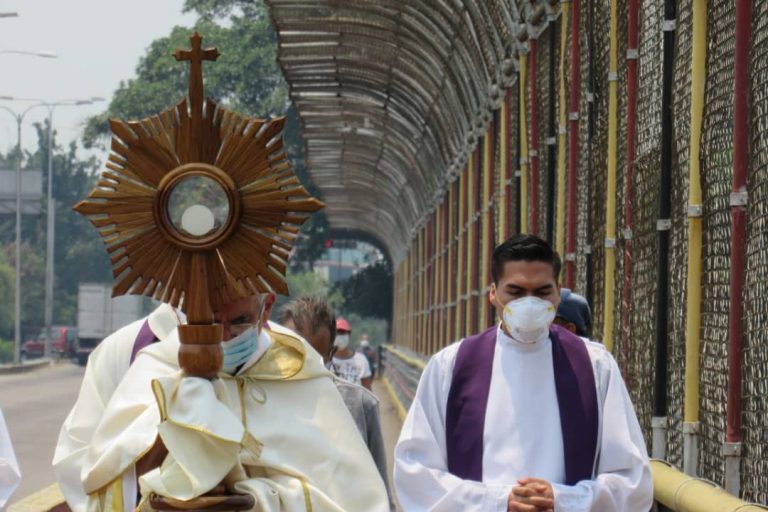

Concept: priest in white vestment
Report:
left=394, top=235, right=653, bottom=512
left=79, top=294, right=388, bottom=511
left=53, top=303, right=182, bottom=512
left=0, top=407, right=21, bottom=509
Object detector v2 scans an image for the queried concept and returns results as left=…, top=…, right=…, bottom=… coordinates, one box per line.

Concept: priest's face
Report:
left=489, top=260, right=561, bottom=316
left=216, top=293, right=276, bottom=341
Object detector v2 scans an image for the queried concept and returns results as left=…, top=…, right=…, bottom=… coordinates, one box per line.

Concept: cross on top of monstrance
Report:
left=74, top=33, right=323, bottom=379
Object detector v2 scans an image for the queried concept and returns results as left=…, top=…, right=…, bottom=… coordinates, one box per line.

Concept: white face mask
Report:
left=334, top=333, right=350, bottom=349
left=499, top=296, right=557, bottom=344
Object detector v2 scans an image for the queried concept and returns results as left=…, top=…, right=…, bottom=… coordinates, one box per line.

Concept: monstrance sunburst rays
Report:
left=74, top=33, right=323, bottom=318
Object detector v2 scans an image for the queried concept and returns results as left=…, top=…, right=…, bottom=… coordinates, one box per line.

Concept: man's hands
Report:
left=508, top=478, right=554, bottom=512
left=135, top=436, right=168, bottom=477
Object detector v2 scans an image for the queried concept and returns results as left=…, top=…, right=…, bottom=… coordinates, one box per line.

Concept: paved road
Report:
left=0, top=362, right=84, bottom=505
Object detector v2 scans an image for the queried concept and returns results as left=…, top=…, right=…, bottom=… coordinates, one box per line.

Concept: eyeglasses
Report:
left=226, top=321, right=254, bottom=337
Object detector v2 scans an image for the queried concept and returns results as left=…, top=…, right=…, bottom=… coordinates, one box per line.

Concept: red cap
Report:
left=336, top=318, right=351, bottom=333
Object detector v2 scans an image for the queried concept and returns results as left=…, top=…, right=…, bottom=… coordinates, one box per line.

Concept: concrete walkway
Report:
left=372, top=377, right=405, bottom=511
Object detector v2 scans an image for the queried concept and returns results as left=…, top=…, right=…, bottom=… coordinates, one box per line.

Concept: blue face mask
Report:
left=221, top=326, right=258, bottom=374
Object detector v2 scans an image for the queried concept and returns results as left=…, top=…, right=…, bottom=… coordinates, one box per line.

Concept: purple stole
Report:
left=445, top=324, right=598, bottom=485
left=129, top=320, right=159, bottom=364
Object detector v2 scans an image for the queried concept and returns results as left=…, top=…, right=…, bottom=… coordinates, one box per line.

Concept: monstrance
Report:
left=74, top=32, right=323, bottom=378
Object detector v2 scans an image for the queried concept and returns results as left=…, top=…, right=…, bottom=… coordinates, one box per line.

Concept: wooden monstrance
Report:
left=74, top=33, right=323, bottom=509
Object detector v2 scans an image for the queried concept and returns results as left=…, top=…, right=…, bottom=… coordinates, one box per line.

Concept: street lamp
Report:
left=0, top=96, right=103, bottom=362
left=0, top=50, right=58, bottom=59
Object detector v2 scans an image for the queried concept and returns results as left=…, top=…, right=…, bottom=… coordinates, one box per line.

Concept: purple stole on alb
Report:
left=445, top=323, right=599, bottom=485
left=129, top=320, right=159, bottom=364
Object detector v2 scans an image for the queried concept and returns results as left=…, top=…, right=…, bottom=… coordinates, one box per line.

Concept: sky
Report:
left=0, top=0, right=196, bottom=162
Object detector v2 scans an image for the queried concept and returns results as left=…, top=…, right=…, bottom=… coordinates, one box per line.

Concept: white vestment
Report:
left=53, top=304, right=181, bottom=512
left=81, top=322, right=388, bottom=512
left=394, top=326, right=653, bottom=512
left=0, top=407, right=21, bottom=509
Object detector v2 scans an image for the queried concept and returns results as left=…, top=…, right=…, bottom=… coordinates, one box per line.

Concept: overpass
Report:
left=266, top=0, right=768, bottom=508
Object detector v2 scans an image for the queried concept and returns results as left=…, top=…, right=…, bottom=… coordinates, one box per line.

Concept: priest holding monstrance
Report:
left=71, top=33, right=389, bottom=511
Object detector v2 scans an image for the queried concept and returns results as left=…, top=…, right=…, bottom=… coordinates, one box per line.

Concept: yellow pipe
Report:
left=498, top=95, right=509, bottom=242
left=651, top=460, right=767, bottom=511
left=419, top=229, right=429, bottom=354
left=519, top=52, right=529, bottom=234
left=456, top=167, right=466, bottom=338
left=407, top=252, right=413, bottom=350
left=394, top=266, right=400, bottom=342
left=434, top=206, right=442, bottom=353
left=465, top=153, right=475, bottom=333
left=684, top=0, right=707, bottom=426
left=383, top=345, right=427, bottom=370
left=602, top=0, right=619, bottom=353
left=555, top=4, right=569, bottom=256
left=382, top=376, right=408, bottom=422
left=447, top=184, right=455, bottom=342
left=481, top=129, right=492, bottom=326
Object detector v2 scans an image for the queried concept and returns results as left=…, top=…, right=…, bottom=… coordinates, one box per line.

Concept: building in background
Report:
left=315, top=240, right=382, bottom=284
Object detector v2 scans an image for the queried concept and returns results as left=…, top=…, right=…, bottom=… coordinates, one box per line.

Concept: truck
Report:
left=75, top=283, right=144, bottom=365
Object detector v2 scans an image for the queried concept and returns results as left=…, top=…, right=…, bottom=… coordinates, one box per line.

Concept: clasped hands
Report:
left=508, top=477, right=554, bottom=512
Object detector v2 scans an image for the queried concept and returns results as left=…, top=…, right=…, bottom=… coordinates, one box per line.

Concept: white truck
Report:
left=75, top=283, right=144, bottom=365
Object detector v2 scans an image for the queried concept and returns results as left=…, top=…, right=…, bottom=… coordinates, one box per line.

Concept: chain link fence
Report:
left=387, top=0, right=768, bottom=501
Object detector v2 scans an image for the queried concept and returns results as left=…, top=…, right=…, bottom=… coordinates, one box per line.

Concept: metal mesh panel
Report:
left=742, top=1, right=768, bottom=502
left=575, top=2, right=591, bottom=298
left=612, top=0, right=630, bottom=378
left=510, top=79, right=521, bottom=234
left=535, top=33, right=552, bottom=240
left=697, top=0, right=736, bottom=485
left=665, top=0, right=693, bottom=468
left=626, top=0, right=664, bottom=446
left=588, top=0, right=610, bottom=340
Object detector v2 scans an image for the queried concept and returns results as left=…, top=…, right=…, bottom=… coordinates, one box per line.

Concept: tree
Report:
left=0, top=122, right=111, bottom=337
left=335, top=261, right=393, bottom=321
left=83, top=6, right=330, bottom=271
left=271, top=270, right=343, bottom=320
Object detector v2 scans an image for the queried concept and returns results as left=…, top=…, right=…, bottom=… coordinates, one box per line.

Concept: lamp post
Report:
left=40, top=97, right=104, bottom=358
left=0, top=96, right=103, bottom=362
left=0, top=102, right=43, bottom=364
left=0, top=50, right=57, bottom=58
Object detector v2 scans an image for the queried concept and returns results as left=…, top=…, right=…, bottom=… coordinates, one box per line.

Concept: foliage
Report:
left=82, top=7, right=330, bottom=271
left=0, top=261, right=13, bottom=336
left=83, top=17, right=286, bottom=146
left=0, top=243, right=44, bottom=338
left=271, top=270, right=344, bottom=319
left=183, top=0, right=266, bottom=19
left=0, top=340, right=13, bottom=364
left=0, top=121, right=110, bottom=339
left=341, top=313, right=389, bottom=347
left=334, top=261, right=393, bottom=321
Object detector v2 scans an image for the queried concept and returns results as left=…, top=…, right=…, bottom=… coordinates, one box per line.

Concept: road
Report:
left=0, top=362, right=84, bottom=505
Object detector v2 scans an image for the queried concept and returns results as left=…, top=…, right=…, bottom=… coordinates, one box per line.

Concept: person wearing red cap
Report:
left=332, top=317, right=373, bottom=390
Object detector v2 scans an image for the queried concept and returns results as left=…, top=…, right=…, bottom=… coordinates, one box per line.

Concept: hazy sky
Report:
left=0, top=0, right=195, bottom=161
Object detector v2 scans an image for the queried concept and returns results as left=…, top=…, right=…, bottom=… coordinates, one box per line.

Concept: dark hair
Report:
left=491, top=234, right=562, bottom=284
left=278, top=296, right=336, bottom=341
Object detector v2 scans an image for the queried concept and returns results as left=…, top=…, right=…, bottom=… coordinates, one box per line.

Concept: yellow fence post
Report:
left=683, top=0, right=707, bottom=477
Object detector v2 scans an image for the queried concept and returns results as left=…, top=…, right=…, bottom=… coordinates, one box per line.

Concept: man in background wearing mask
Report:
left=78, top=293, right=389, bottom=511
left=278, top=296, right=394, bottom=510
left=394, top=234, right=652, bottom=511
left=554, top=288, right=592, bottom=339
left=331, top=318, right=373, bottom=390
